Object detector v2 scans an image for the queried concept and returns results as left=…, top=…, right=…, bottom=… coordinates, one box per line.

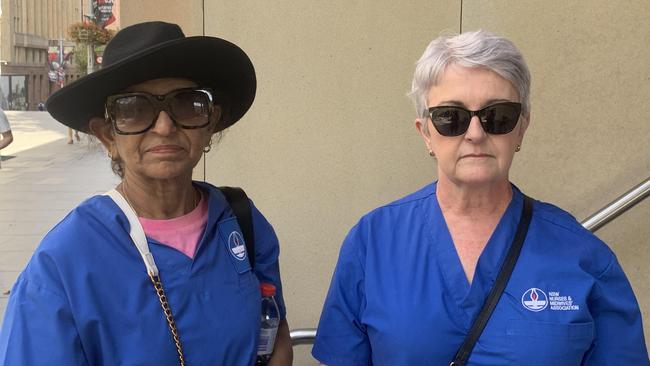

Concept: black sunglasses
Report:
left=427, top=102, right=522, bottom=137
left=105, top=88, right=216, bottom=135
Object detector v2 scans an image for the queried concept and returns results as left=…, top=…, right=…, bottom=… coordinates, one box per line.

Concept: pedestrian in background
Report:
left=312, top=30, right=649, bottom=365
left=0, top=107, right=13, bottom=150
left=66, top=127, right=80, bottom=144
left=0, top=21, right=292, bottom=365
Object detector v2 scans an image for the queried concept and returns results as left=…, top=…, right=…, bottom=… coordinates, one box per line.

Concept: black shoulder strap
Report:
left=450, top=195, right=534, bottom=366
left=218, top=186, right=255, bottom=269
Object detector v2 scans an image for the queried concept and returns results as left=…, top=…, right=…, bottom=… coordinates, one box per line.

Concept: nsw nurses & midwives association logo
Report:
left=228, top=231, right=247, bottom=261
left=521, top=288, right=548, bottom=312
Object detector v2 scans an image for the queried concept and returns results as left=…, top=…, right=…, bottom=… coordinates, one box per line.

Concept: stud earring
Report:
left=515, top=145, right=521, bottom=152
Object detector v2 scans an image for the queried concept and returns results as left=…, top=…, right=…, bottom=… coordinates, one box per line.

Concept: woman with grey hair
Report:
left=312, top=30, right=648, bottom=365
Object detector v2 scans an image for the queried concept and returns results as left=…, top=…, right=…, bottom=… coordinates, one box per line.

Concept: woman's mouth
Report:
left=147, top=145, right=184, bottom=153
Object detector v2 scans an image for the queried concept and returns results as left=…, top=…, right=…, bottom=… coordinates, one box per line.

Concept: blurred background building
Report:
left=0, top=0, right=119, bottom=110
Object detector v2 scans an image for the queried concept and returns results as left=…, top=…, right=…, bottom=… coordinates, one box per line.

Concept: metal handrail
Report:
left=290, top=328, right=317, bottom=346
left=289, top=176, right=650, bottom=347
left=581, top=176, right=650, bottom=232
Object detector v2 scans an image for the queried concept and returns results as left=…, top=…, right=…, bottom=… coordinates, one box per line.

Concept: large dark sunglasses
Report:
left=105, top=88, right=216, bottom=135
left=427, top=102, right=522, bottom=137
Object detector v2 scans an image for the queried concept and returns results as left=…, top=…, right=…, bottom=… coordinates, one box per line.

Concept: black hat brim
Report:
left=46, top=36, right=256, bottom=133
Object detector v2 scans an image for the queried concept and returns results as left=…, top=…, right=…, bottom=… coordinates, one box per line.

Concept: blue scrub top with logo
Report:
left=0, top=182, right=286, bottom=365
left=312, top=182, right=649, bottom=365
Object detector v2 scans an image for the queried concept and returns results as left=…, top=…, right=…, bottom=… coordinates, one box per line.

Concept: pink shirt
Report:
left=139, top=192, right=208, bottom=259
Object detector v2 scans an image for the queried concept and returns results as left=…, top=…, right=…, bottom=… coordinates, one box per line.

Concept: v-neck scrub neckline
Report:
left=431, top=189, right=522, bottom=328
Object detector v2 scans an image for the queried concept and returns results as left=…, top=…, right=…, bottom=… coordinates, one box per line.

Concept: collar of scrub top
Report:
left=105, top=189, right=159, bottom=277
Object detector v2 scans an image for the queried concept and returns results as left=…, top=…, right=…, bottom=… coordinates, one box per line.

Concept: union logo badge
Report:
left=228, top=231, right=247, bottom=261
left=521, top=288, right=548, bottom=312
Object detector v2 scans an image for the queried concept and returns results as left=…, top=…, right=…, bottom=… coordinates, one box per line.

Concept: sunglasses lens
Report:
left=170, top=90, right=211, bottom=126
left=109, top=89, right=213, bottom=134
left=481, top=103, right=521, bottom=134
left=113, top=95, right=155, bottom=133
left=428, top=102, right=522, bottom=136
left=429, top=108, right=470, bottom=137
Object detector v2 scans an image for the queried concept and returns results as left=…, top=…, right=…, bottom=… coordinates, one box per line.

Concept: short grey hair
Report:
left=409, top=30, right=531, bottom=124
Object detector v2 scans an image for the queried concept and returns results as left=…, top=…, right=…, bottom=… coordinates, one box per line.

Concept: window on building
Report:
left=0, top=77, right=10, bottom=109
left=11, top=76, right=28, bottom=111
left=0, top=76, right=28, bottom=110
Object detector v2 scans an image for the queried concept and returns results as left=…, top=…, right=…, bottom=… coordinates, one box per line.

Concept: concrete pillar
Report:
left=42, top=0, right=48, bottom=40
left=40, top=74, right=47, bottom=104
left=48, top=0, right=53, bottom=39
left=21, top=0, right=28, bottom=34
left=35, top=0, right=42, bottom=36
left=58, top=0, right=63, bottom=39
left=26, top=0, right=32, bottom=34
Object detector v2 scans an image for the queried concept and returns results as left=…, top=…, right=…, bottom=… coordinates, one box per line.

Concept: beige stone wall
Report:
left=122, top=1, right=649, bottom=364
left=120, top=0, right=202, bottom=36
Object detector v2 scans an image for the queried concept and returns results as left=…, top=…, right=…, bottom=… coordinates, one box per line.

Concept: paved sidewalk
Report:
left=0, top=111, right=119, bottom=324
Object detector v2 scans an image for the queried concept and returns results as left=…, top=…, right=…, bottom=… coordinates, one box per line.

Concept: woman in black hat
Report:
left=0, top=21, right=292, bottom=366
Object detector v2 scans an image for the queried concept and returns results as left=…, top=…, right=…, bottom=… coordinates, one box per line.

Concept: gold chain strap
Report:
left=149, top=274, right=186, bottom=366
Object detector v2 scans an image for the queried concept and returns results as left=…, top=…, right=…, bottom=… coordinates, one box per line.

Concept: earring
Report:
left=428, top=150, right=435, bottom=157
left=107, top=151, right=113, bottom=159
left=515, top=144, right=521, bottom=152
left=203, top=139, right=213, bottom=153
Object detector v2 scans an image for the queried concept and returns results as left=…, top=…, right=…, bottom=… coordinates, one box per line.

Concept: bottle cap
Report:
left=260, top=283, right=276, bottom=297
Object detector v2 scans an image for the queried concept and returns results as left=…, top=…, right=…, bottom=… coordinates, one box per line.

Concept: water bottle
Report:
left=256, top=283, right=280, bottom=365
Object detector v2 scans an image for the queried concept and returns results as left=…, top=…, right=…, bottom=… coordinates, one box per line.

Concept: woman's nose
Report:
left=150, top=111, right=178, bottom=135
left=464, top=115, right=487, bottom=141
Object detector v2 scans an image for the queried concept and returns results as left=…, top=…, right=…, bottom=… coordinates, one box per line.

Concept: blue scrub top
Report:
left=0, top=182, right=286, bottom=365
left=312, top=182, right=649, bottom=365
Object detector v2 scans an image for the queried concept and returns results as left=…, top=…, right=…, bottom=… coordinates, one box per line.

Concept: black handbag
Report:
left=450, top=195, right=533, bottom=366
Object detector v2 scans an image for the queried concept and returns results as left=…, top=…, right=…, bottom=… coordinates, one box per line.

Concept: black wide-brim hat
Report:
left=46, top=21, right=256, bottom=133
